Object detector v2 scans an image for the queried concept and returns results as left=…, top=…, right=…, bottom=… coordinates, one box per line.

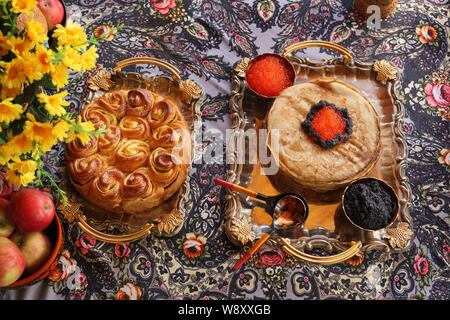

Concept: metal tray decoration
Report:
left=58, top=57, right=204, bottom=243
left=224, top=41, right=413, bottom=264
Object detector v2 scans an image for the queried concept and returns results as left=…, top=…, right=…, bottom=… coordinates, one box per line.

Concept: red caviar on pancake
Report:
left=301, top=100, right=353, bottom=149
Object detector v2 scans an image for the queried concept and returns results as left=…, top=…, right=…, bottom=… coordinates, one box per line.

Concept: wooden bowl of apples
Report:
left=0, top=189, right=63, bottom=289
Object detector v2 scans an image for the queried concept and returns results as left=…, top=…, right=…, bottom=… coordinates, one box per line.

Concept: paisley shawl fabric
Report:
left=1, top=0, right=448, bottom=300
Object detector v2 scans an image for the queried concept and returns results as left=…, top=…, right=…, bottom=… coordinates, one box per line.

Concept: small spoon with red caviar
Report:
left=214, top=178, right=309, bottom=271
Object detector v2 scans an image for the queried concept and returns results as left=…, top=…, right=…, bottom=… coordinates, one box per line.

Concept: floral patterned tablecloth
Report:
left=1, top=0, right=449, bottom=300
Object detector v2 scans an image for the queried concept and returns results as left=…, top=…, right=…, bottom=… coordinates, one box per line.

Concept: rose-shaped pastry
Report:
left=148, top=147, right=180, bottom=186
left=127, top=89, right=153, bottom=117
left=166, top=124, right=192, bottom=165
left=121, top=168, right=154, bottom=200
left=81, top=104, right=118, bottom=130
left=65, top=135, right=98, bottom=161
left=89, top=168, right=124, bottom=207
left=98, top=125, right=121, bottom=157
left=149, top=125, right=182, bottom=149
left=119, top=116, right=151, bottom=140
left=67, top=155, right=107, bottom=185
left=96, top=90, right=127, bottom=119
left=114, top=139, right=150, bottom=172
left=147, top=99, right=178, bottom=128
left=121, top=168, right=165, bottom=213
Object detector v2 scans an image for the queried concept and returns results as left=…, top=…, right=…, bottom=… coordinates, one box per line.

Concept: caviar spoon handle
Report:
left=232, top=233, right=271, bottom=271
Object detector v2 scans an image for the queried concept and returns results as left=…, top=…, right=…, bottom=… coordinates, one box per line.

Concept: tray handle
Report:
left=280, top=238, right=362, bottom=265
left=113, top=57, right=181, bottom=82
left=76, top=214, right=153, bottom=243
left=283, top=40, right=353, bottom=65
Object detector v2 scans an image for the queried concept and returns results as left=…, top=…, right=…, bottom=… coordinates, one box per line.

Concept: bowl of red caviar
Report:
left=245, top=53, right=295, bottom=99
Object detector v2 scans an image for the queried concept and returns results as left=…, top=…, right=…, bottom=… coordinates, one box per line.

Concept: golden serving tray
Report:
left=58, top=57, right=204, bottom=243
left=224, top=41, right=414, bottom=264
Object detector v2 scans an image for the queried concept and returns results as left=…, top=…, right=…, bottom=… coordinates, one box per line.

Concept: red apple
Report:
left=37, top=0, right=65, bottom=30
left=0, top=198, right=14, bottom=237
left=7, top=189, right=56, bottom=234
left=11, top=231, right=52, bottom=275
left=0, top=237, right=25, bottom=287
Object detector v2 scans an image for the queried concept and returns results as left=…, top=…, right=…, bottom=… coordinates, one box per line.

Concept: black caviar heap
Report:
left=344, top=180, right=395, bottom=230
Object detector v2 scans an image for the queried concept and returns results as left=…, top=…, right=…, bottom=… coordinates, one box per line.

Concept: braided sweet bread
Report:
left=65, top=88, right=192, bottom=214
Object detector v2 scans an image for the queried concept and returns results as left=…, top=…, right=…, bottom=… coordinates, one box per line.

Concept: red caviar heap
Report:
left=301, top=100, right=353, bottom=149
left=246, top=55, right=295, bottom=97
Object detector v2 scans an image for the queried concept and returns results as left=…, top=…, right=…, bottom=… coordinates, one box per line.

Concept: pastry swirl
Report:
left=65, top=135, right=98, bottom=160
left=67, top=155, right=107, bottom=185
left=114, top=140, right=150, bottom=172
left=90, top=167, right=124, bottom=207
left=150, top=125, right=182, bottom=149
left=148, top=148, right=180, bottom=186
left=81, top=104, right=118, bottom=130
left=66, top=88, right=192, bottom=214
left=96, top=90, right=127, bottom=119
left=119, top=115, right=151, bottom=140
left=122, top=168, right=154, bottom=200
left=148, top=99, right=178, bottom=128
left=98, top=125, right=121, bottom=155
left=127, top=89, right=153, bottom=117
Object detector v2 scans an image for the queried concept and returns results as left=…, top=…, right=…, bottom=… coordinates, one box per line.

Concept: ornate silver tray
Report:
left=224, top=41, right=413, bottom=264
left=58, top=57, right=204, bottom=243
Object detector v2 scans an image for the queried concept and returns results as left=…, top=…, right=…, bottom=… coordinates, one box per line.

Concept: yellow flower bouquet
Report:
left=0, top=0, right=103, bottom=202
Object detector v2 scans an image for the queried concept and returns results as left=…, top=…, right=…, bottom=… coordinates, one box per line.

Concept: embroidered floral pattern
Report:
left=182, top=233, right=207, bottom=259
left=0, top=0, right=445, bottom=301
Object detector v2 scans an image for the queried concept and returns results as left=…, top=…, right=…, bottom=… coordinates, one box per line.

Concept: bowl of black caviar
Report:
left=342, top=178, right=399, bottom=231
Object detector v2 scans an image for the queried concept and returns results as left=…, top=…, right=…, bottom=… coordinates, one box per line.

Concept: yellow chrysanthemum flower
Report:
left=10, top=157, right=37, bottom=174
left=0, top=145, right=12, bottom=166
left=35, top=44, right=54, bottom=75
left=0, top=58, right=27, bottom=89
left=6, top=36, right=35, bottom=56
left=0, top=85, right=22, bottom=100
left=23, top=113, right=55, bottom=144
left=10, top=0, right=38, bottom=17
left=0, top=98, right=23, bottom=123
left=80, top=46, right=99, bottom=72
left=8, top=132, right=33, bottom=155
left=36, top=91, right=69, bottom=116
left=24, top=19, right=48, bottom=43
left=52, top=20, right=88, bottom=49
left=66, top=117, right=96, bottom=145
left=52, top=119, right=71, bottom=141
left=50, top=63, right=70, bottom=89
left=20, top=51, right=44, bottom=82
left=0, top=31, right=11, bottom=57
left=61, top=47, right=82, bottom=72
left=5, top=165, right=36, bottom=187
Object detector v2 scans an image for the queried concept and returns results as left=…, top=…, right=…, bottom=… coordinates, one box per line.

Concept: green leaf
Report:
left=28, top=102, right=52, bottom=123
left=35, top=74, right=56, bottom=89
left=9, top=116, right=26, bottom=136
left=89, top=33, right=99, bottom=45
left=51, top=49, right=66, bottom=63
left=13, top=82, right=39, bottom=105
